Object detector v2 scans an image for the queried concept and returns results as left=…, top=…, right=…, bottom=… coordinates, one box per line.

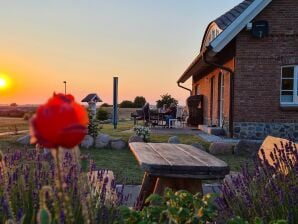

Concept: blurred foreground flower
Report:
left=30, top=93, right=89, bottom=148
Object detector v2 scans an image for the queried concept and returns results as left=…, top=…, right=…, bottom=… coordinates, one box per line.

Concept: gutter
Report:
left=177, top=82, right=192, bottom=95
left=203, top=52, right=235, bottom=138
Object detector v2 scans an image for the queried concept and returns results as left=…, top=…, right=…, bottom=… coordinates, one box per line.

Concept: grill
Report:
left=187, top=95, right=203, bottom=126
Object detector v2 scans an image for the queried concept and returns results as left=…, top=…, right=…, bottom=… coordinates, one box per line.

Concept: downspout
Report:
left=177, top=82, right=192, bottom=96
left=203, top=52, right=235, bottom=138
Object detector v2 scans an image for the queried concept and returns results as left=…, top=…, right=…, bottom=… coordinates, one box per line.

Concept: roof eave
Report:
left=177, top=0, right=272, bottom=83
left=177, top=50, right=204, bottom=83
left=210, top=0, right=272, bottom=55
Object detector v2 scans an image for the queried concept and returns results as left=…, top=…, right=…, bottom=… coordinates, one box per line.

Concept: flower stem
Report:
left=54, top=148, right=74, bottom=223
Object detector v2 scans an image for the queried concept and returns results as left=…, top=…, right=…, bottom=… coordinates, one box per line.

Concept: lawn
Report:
left=0, top=120, right=256, bottom=185
left=0, top=133, right=26, bottom=150
left=79, top=120, right=255, bottom=184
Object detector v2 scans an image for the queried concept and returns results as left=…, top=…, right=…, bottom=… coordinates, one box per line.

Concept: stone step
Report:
left=198, top=125, right=225, bottom=136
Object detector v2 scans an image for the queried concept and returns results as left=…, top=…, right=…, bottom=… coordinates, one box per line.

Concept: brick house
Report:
left=177, top=0, right=298, bottom=140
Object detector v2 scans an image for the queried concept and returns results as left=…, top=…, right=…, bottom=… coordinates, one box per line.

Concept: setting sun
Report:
left=0, top=74, right=11, bottom=90
left=0, top=78, right=7, bottom=88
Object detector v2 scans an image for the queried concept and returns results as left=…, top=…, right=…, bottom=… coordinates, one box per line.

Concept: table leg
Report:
left=133, top=117, right=136, bottom=125
left=153, top=177, right=202, bottom=195
left=135, top=172, right=157, bottom=210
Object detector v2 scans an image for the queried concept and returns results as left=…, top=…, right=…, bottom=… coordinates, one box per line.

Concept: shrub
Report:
left=88, top=109, right=99, bottom=138
left=101, top=103, right=112, bottom=107
left=97, top=108, right=109, bottom=121
left=217, top=140, right=298, bottom=223
left=120, top=188, right=217, bottom=224
left=133, top=96, right=146, bottom=108
left=119, top=100, right=135, bottom=108
left=156, top=93, right=178, bottom=108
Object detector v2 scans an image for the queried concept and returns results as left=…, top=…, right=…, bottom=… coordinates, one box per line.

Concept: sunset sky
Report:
left=0, top=0, right=241, bottom=105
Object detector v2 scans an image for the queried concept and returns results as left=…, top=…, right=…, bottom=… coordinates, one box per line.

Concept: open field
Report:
left=100, top=107, right=137, bottom=120
left=0, top=117, right=29, bottom=133
left=0, top=107, right=136, bottom=134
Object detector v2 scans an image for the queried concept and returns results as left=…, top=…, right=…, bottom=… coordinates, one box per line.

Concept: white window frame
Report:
left=280, top=65, right=298, bottom=105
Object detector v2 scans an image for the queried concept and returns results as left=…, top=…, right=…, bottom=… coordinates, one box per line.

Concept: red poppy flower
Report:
left=30, top=93, right=89, bottom=149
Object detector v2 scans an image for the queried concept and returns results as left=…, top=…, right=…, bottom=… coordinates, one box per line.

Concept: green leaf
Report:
left=37, top=208, right=51, bottom=224
left=254, top=217, right=264, bottom=224
left=145, top=194, right=162, bottom=205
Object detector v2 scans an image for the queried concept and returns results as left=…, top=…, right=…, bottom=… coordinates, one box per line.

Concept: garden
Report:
left=0, top=94, right=297, bottom=223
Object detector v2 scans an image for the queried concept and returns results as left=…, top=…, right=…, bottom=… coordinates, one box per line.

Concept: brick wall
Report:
left=192, top=58, right=233, bottom=131
left=234, top=0, right=298, bottom=123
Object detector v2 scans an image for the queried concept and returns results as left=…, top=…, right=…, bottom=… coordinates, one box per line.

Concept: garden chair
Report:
left=131, top=109, right=144, bottom=125
left=169, top=106, right=184, bottom=128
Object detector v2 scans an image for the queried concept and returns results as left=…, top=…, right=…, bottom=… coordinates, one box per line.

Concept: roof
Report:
left=81, top=93, right=102, bottom=103
left=177, top=0, right=272, bottom=83
left=214, top=0, right=255, bottom=30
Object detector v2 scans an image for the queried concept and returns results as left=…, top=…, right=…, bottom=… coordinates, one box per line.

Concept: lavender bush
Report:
left=217, top=140, right=298, bottom=223
left=0, top=148, right=124, bottom=223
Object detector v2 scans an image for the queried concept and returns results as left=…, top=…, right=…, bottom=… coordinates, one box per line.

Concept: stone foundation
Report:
left=233, top=122, right=298, bottom=140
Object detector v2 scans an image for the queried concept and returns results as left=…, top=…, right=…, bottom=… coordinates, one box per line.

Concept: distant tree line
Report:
left=100, top=94, right=178, bottom=109
left=101, top=96, right=147, bottom=108
left=156, top=93, right=178, bottom=108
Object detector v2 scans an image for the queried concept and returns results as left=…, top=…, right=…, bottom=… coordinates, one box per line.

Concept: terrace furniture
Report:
left=257, top=136, right=298, bottom=175
left=149, top=109, right=159, bottom=127
left=131, top=109, right=144, bottom=125
left=168, top=106, right=185, bottom=128
left=129, top=142, right=229, bottom=209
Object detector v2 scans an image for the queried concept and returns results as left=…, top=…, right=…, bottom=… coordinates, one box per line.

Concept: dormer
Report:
left=201, top=22, right=223, bottom=50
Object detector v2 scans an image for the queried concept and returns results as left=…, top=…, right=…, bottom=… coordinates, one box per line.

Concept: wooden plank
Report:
left=130, top=142, right=170, bottom=166
left=148, top=143, right=227, bottom=167
left=129, top=142, right=229, bottom=178
left=175, top=144, right=228, bottom=167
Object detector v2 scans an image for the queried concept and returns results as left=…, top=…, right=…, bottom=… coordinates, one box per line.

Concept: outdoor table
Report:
left=129, top=142, right=229, bottom=209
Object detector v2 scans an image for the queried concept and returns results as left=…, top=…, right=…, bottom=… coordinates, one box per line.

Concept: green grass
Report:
left=81, top=121, right=214, bottom=184
left=81, top=121, right=254, bottom=184
left=217, top=154, right=255, bottom=172
left=0, top=134, right=26, bottom=152
left=0, top=117, right=29, bottom=133
left=81, top=147, right=144, bottom=184
left=0, top=120, right=255, bottom=185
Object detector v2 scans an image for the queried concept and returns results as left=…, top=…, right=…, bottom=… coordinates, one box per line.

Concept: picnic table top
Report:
left=129, top=142, right=229, bottom=179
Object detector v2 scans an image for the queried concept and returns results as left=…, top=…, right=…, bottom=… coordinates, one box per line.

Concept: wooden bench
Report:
left=258, top=136, right=298, bottom=175
left=129, top=142, right=229, bottom=209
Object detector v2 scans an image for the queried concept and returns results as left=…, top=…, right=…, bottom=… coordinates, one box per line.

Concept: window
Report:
left=280, top=65, right=298, bottom=105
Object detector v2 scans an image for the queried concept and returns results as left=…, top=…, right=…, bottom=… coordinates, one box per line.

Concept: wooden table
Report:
left=129, top=142, right=229, bottom=209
